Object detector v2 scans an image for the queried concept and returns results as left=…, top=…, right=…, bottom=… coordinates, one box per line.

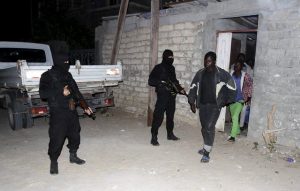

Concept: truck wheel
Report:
left=22, top=111, right=33, bottom=129
left=7, top=103, right=23, bottom=131
left=1, top=94, right=12, bottom=109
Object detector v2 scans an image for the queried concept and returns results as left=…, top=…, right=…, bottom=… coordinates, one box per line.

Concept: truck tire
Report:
left=7, top=103, right=23, bottom=131
left=6, top=90, right=33, bottom=130
left=22, top=111, right=33, bottom=129
left=1, top=94, right=11, bottom=109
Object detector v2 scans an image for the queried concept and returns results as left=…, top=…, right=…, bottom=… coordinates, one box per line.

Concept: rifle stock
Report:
left=79, top=100, right=89, bottom=110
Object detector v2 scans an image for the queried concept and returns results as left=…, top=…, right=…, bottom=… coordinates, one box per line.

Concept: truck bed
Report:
left=0, top=60, right=122, bottom=95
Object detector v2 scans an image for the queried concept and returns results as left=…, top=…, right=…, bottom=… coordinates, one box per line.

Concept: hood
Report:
left=162, top=49, right=174, bottom=65
left=50, top=45, right=70, bottom=72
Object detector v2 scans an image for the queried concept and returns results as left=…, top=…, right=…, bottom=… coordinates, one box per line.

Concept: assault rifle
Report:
left=67, top=81, right=96, bottom=120
left=49, top=70, right=96, bottom=120
left=162, top=80, right=196, bottom=113
left=162, top=79, right=187, bottom=97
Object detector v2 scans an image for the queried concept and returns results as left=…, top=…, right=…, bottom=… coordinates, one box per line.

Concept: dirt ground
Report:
left=0, top=108, right=299, bottom=191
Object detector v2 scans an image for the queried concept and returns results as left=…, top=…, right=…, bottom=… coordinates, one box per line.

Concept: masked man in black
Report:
left=148, top=49, right=186, bottom=146
left=39, top=45, right=92, bottom=175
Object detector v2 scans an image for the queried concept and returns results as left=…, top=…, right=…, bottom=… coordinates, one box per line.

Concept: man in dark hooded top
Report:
left=39, top=45, right=92, bottom=175
left=148, top=49, right=186, bottom=146
left=188, top=51, right=236, bottom=163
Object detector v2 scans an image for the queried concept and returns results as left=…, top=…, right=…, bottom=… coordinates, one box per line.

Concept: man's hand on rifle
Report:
left=84, top=107, right=93, bottom=115
left=161, top=81, right=187, bottom=96
left=63, top=85, right=71, bottom=96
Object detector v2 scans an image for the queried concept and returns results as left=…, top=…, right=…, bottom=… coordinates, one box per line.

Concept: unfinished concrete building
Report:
left=95, top=0, right=300, bottom=149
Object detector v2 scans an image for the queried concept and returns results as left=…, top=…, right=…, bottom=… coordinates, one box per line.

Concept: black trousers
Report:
left=48, top=107, right=81, bottom=161
left=151, top=90, right=176, bottom=137
left=199, top=103, right=220, bottom=148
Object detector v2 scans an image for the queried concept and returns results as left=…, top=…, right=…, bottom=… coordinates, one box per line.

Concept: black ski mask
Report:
left=50, top=45, right=70, bottom=72
left=162, top=49, right=174, bottom=65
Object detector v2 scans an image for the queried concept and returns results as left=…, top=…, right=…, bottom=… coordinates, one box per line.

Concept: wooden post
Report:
left=147, top=0, right=159, bottom=126
left=110, top=0, right=129, bottom=65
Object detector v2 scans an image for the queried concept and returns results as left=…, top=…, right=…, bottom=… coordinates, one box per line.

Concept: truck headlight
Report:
left=106, top=68, right=120, bottom=75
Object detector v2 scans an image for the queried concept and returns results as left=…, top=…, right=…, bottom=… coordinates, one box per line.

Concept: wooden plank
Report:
left=164, top=0, right=208, bottom=7
left=110, top=0, right=129, bottom=65
left=147, top=0, right=160, bottom=126
left=217, top=29, right=257, bottom=34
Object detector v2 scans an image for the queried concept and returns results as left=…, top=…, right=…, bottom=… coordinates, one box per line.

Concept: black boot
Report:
left=70, top=153, right=86, bottom=165
left=167, top=133, right=180, bottom=141
left=50, top=161, right=58, bottom=175
left=151, top=134, right=159, bottom=146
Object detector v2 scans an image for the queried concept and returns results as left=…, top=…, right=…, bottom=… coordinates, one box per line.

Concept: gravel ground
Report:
left=0, top=108, right=299, bottom=191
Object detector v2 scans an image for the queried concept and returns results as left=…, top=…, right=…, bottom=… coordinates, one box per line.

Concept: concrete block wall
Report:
left=97, top=18, right=204, bottom=125
left=250, top=3, right=300, bottom=148
left=157, top=22, right=204, bottom=125
left=102, top=26, right=151, bottom=115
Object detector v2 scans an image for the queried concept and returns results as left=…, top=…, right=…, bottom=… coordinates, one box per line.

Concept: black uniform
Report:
left=148, top=49, right=181, bottom=146
left=39, top=47, right=87, bottom=174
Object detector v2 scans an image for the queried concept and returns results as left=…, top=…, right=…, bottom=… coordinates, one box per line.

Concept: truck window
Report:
left=0, top=48, right=46, bottom=63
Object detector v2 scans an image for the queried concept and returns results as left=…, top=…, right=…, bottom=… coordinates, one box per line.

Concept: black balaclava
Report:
left=162, top=49, right=174, bottom=65
left=50, top=45, right=70, bottom=72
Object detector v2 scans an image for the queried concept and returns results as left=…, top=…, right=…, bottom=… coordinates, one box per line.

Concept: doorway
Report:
left=215, top=15, right=258, bottom=136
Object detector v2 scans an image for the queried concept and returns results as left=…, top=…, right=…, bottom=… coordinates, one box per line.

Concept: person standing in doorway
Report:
left=188, top=51, right=236, bottom=162
left=39, top=45, right=93, bottom=175
left=232, top=53, right=254, bottom=78
left=148, top=49, right=186, bottom=146
left=230, top=53, right=254, bottom=130
left=227, top=60, right=253, bottom=142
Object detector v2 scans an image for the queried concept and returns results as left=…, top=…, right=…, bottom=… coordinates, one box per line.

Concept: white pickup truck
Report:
left=0, top=41, right=122, bottom=130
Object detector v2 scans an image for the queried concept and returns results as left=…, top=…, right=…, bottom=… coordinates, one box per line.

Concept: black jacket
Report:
left=188, top=66, right=236, bottom=109
left=148, top=62, right=179, bottom=93
left=39, top=66, right=85, bottom=109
